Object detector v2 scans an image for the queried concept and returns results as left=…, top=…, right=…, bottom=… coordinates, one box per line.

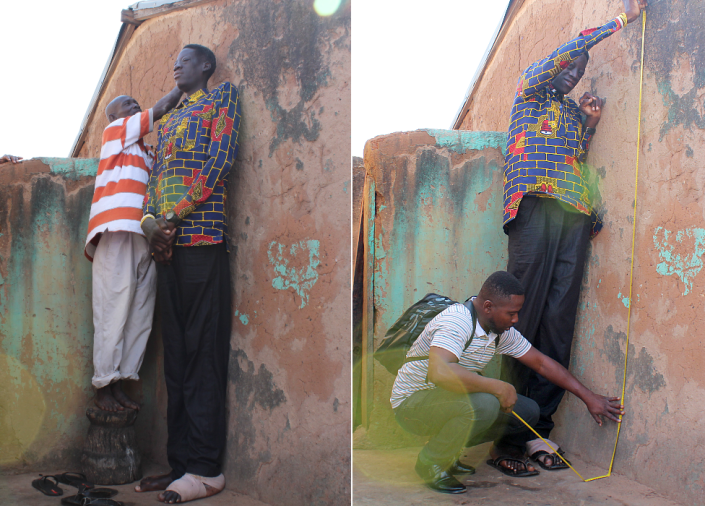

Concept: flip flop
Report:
left=486, top=456, right=540, bottom=477
left=61, top=488, right=119, bottom=505
left=530, top=450, right=571, bottom=470
left=56, top=472, right=94, bottom=490
left=75, top=499, right=123, bottom=506
left=32, top=475, right=63, bottom=496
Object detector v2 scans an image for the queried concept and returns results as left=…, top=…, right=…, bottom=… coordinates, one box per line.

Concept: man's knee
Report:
left=470, top=392, right=502, bottom=425
left=516, top=396, right=540, bottom=427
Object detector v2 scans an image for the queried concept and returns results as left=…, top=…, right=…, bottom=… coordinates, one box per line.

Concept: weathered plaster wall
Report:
left=353, top=156, right=365, bottom=258
left=0, top=158, right=166, bottom=474
left=76, top=2, right=351, bottom=504
left=458, top=1, right=705, bottom=503
left=360, top=130, right=507, bottom=446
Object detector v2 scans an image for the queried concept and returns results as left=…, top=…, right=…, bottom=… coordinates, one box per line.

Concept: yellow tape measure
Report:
left=513, top=10, right=646, bottom=483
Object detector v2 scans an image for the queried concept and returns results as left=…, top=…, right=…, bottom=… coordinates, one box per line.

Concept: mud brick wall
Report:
left=4, top=1, right=351, bottom=505
left=0, top=158, right=166, bottom=476
left=361, top=130, right=507, bottom=447
left=457, top=1, right=705, bottom=503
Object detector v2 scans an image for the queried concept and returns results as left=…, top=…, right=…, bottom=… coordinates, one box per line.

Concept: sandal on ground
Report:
left=76, top=499, right=123, bottom=506
left=486, top=456, right=539, bottom=477
left=61, top=488, right=119, bottom=505
left=32, top=475, right=63, bottom=496
left=56, top=472, right=94, bottom=490
left=530, top=449, right=571, bottom=470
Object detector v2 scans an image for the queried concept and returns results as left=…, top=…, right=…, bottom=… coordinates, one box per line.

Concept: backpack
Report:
left=374, top=293, right=477, bottom=375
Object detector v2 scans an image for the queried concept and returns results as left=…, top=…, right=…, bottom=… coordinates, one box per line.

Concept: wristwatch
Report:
left=585, top=127, right=597, bottom=136
left=165, top=211, right=181, bottom=226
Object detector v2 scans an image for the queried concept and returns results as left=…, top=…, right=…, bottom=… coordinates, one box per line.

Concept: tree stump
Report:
left=81, top=406, right=142, bottom=485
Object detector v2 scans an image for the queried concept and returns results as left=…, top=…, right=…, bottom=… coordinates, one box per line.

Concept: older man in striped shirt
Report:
left=85, top=88, right=181, bottom=412
left=392, top=271, right=624, bottom=494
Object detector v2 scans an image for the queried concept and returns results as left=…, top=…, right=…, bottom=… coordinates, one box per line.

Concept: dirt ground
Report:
left=354, top=443, right=685, bottom=506
left=0, top=463, right=271, bottom=506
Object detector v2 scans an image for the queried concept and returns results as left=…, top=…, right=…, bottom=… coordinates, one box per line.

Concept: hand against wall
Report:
left=579, top=93, right=603, bottom=128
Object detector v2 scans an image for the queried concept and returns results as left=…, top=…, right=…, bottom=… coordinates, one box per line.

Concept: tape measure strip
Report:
left=512, top=10, right=646, bottom=483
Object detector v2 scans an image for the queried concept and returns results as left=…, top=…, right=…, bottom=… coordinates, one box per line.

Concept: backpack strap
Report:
left=402, top=301, right=477, bottom=366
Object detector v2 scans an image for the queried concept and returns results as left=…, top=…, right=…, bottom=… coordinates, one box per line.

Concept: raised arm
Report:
left=516, top=0, right=646, bottom=100
left=152, top=86, right=183, bottom=122
left=517, top=346, right=625, bottom=425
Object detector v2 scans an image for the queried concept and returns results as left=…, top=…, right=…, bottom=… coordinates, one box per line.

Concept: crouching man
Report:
left=391, top=271, right=624, bottom=494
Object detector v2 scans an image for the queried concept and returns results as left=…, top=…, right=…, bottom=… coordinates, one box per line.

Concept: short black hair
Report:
left=582, top=51, right=590, bottom=63
left=481, top=271, right=525, bottom=301
left=183, top=44, right=216, bottom=80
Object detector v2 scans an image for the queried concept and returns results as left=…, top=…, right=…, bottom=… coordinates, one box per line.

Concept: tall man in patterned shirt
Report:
left=501, top=0, right=646, bottom=469
left=136, top=44, right=241, bottom=504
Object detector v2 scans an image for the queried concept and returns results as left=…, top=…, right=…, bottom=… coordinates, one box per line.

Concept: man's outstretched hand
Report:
left=585, top=394, right=625, bottom=426
left=624, top=0, right=647, bottom=24
left=1, top=154, right=22, bottom=164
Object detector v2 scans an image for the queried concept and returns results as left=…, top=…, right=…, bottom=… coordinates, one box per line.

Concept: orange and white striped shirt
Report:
left=85, top=108, right=154, bottom=261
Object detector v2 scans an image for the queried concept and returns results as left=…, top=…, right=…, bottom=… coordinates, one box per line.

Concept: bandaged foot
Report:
left=526, top=438, right=570, bottom=470
left=526, top=438, right=560, bottom=456
left=158, top=473, right=225, bottom=503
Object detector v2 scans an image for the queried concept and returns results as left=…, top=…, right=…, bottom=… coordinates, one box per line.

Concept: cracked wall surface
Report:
left=457, top=0, right=705, bottom=503
left=39, top=1, right=350, bottom=504
left=0, top=158, right=167, bottom=477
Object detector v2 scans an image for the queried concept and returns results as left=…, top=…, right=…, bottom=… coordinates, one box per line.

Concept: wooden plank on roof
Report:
left=130, top=0, right=219, bottom=22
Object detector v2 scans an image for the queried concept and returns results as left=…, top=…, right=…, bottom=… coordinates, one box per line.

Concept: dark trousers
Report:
left=395, top=388, right=540, bottom=468
left=156, top=244, right=231, bottom=478
left=502, top=196, right=591, bottom=439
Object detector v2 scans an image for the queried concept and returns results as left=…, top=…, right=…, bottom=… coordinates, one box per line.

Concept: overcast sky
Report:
left=0, top=0, right=509, bottom=161
left=0, top=0, right=132, bottom=159
left=352, top=0, right=509, bottom=157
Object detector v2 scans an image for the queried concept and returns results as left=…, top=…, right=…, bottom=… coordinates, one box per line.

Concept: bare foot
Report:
left=95, top=385, right=124, bottom=412
left=111, top=380, right=140, bottom=410
left=135, top=473, right=172, bottom=493
left=158, top=490, right=181, bottom=503
left=490, top=445, right=536, bottom=474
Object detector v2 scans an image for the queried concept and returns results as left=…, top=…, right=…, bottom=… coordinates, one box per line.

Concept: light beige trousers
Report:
left=92, top=231, right=156, bottom=389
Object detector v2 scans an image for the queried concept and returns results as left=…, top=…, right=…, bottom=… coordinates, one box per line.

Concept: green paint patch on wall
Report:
left=234, top=310, right=250, bottom=325
left=617, top=292, right=631, bottom=308
left=653, top=226, right=705, bottom=295
left=40, top=158, right=98, bottom=180
left=267, top=240, right=321, bottom=308
left=425, top=129, right=507, bottom=155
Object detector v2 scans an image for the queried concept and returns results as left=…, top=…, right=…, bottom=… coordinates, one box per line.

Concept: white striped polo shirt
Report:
left=390, top=302, right=531, bottom=409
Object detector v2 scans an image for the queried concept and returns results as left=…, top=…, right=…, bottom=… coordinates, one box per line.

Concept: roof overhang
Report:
left=450, top=0, right=524, bottom=130
left=69, top=0, right=218, bottom=156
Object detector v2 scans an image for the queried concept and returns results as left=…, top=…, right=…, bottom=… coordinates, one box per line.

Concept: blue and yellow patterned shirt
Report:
left=503, top=14, right=628, bottom=237
left=144, top=82, right=241, bottom=246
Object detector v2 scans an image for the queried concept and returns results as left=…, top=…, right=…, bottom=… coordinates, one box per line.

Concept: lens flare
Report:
left=0, top=354, right=46, bottom=465
left=314, top=0, right=342, bottom=17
